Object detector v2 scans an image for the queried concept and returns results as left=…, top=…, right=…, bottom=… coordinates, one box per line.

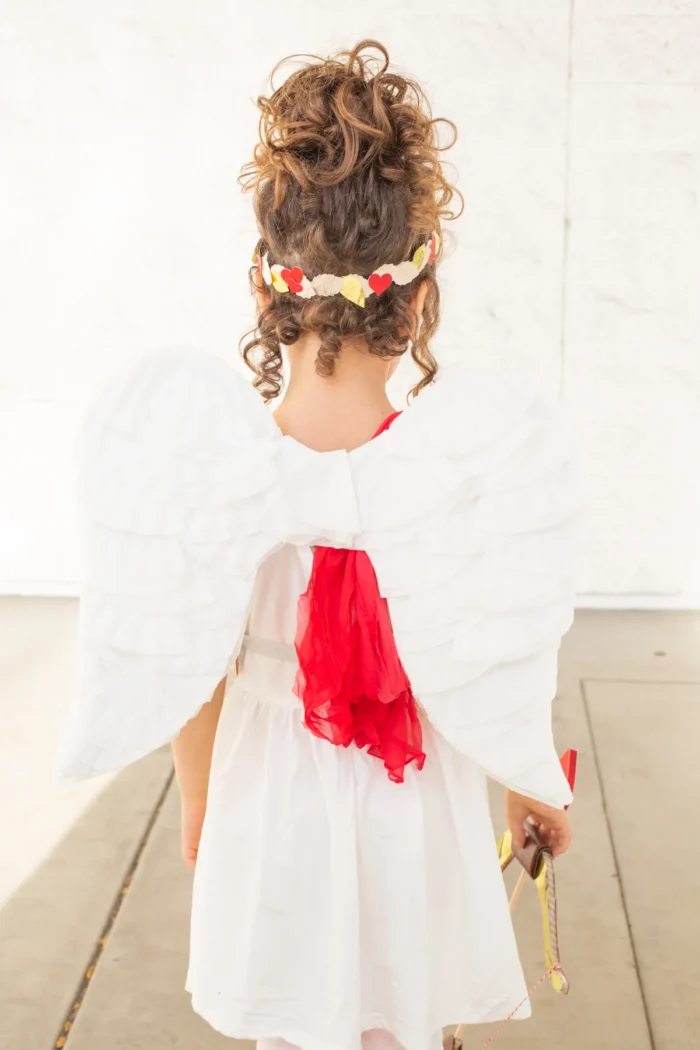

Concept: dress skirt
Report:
left=186, top=659, right=531, bottom=1050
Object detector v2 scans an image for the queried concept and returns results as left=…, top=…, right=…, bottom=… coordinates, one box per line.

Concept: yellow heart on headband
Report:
left=412, top=244, right=426, bottom=270
left=271, top=269, right=290, bottom=293
left=341, top=275, right=365, bottom=307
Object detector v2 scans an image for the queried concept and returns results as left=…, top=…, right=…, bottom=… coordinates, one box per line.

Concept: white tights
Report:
left=257, top=1031, right=405, bottom=1050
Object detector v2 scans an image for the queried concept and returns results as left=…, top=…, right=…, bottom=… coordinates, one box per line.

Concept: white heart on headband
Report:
left=253, top=232, right=440, bottom=308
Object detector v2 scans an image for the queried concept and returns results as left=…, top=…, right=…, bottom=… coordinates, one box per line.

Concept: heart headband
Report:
left=253, top=231, right=440, bottom=308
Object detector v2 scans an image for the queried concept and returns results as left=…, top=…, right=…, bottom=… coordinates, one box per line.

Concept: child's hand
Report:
left=505, top=789, right=572, bottom=858
left=180, top=797, right=207, bottom=870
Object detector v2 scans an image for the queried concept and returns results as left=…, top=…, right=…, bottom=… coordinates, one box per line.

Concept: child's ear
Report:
left=252, top=269, right=270, bottom=310
left=411, top=279, right=429, bottom=319
left=404, top=279, right=429, bottom=341
left=395, top=280, right=429, bottom=343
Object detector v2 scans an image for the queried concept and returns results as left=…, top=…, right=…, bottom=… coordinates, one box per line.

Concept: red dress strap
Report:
left=372, top=410, right=402, bottom=437
left=292, top=410, right=426, bottom=783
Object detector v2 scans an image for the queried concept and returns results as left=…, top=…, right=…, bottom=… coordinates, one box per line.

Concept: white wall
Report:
left=1, top=0, right=699, bottom=605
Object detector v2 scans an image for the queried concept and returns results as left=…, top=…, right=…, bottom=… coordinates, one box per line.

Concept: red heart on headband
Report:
left=368, top=272, right=393, bottom=296
left=281, top=266, right=304, bottom=293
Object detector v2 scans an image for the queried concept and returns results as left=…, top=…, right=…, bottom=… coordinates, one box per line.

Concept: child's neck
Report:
left=272, top=333, right=397, bottom=453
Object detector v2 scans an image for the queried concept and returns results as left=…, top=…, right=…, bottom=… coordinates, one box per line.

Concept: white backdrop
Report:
left=1, top=0, right=699, bottom=605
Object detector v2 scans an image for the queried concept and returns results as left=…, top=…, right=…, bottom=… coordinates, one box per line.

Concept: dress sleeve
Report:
left=360, top=369, right=582, bottom=808
left=55, top=347, right=279, bottom=780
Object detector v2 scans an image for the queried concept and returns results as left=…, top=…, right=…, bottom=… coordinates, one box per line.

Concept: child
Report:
left=57, top=39, right=578, bottom=1050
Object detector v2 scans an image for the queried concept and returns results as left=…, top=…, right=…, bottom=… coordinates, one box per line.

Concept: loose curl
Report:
left=239, top=39, right=462, bottom=401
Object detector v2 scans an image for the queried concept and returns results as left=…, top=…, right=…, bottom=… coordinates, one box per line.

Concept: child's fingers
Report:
left=529, top=815, right=571, bottom=857
left=508, top=817, right=527, bottom=849
left=181, top=839, right=199, bottom=869
left=548, top=823, right=572, bottom=857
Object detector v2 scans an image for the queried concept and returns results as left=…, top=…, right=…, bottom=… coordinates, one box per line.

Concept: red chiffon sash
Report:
left=292, top=411, right=426, bottom=783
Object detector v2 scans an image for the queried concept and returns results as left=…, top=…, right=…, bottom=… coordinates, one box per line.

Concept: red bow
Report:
left=293, top=546, right=426, bottom=783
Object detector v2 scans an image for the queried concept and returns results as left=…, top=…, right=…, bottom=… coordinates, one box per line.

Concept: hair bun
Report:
left=243, top=40, right=460, bottom=211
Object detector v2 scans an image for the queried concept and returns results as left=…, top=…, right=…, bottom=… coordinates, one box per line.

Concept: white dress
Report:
left=55, top=346, right=580, bottom=1050
left=188, top=545, right=530, bottom=1050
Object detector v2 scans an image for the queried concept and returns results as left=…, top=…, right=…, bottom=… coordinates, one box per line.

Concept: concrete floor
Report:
left=1, top=601, right=700, bottom=1050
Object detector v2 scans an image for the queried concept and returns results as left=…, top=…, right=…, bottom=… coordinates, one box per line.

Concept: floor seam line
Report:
left=51, top=765, right=175, bottom=1049
left=580, top=680, right=657, bottom=1050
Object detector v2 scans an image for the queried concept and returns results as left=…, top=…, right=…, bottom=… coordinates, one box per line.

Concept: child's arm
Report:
left=171, top=675, right=227, bottom=869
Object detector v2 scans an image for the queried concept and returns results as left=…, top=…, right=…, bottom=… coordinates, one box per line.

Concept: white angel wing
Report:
left=57, top=347, right=581, bottom=807
left=56, top=347, right=280, bottom=779
left=353, top=365, right=582, bottom=808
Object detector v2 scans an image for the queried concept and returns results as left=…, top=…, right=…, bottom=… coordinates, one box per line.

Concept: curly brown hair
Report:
left=239, top=39, right=462, bottom=401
